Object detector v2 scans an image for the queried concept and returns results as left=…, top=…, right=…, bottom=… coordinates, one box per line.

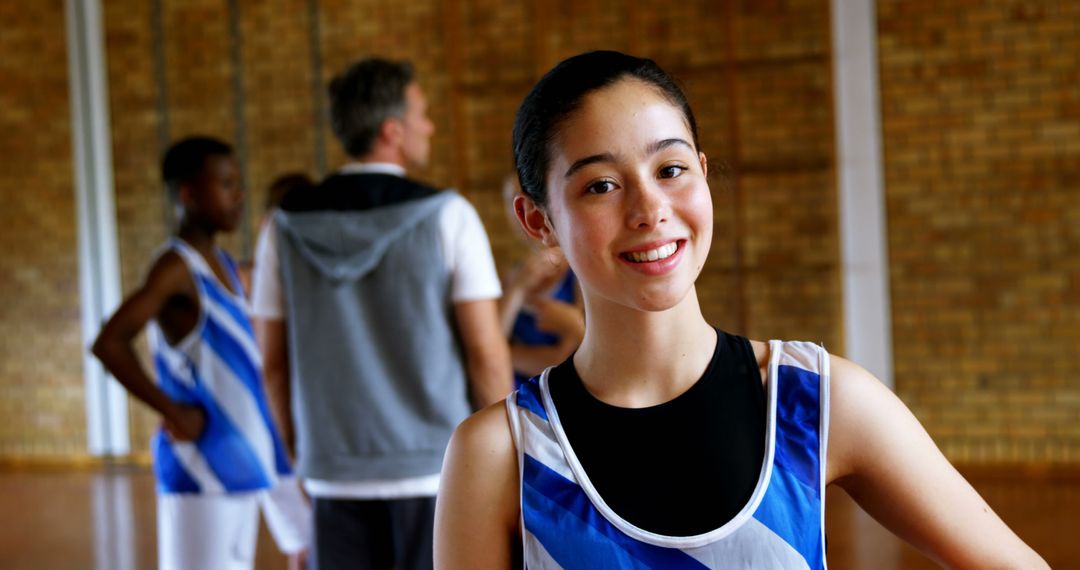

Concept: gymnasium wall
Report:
left=878, top=0, right=1080, bottom=463
left=0, top=2, right=87, bottom=458
left=0, top=0, right=1075, bottom=466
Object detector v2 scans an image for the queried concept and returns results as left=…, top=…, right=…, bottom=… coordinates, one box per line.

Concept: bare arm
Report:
left=91, top=252, right=204, bottom=440
left=497, top=248, right=568, bottom=336
left=255, top=317, right=294, bottom=460
left=434, top=403, right=519, bottom=569
left=454, top=298, right=513, bottom=408
left=509, top=298, right=584, bottom=376
left=498, top=274, right=530, bottom=336
left=827, top=355, right=1047, bottom=569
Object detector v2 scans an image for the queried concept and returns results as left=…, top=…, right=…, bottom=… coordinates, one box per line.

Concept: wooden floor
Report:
left=0, top=465, right=1075, bottom=569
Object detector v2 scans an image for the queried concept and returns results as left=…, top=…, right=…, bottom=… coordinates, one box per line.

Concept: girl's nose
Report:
left=626, top=179, right=670, bottom=230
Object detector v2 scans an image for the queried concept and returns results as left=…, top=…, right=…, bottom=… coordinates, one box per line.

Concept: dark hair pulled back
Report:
left=511, top=50, right=699, bottom=208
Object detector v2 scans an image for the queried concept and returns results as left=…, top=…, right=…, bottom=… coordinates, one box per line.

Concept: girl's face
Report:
left=520, top=78, right=713, bottom=314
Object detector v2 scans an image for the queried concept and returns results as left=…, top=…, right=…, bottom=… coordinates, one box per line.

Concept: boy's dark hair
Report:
left=512, top=50, right=699, bottom=208
left=161, top=136, right=233, bottom=201
left=328, top=57, right=415, bottom=157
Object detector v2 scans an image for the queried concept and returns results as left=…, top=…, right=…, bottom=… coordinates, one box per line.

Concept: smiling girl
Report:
left=433, top=51, right=1046, bottom=569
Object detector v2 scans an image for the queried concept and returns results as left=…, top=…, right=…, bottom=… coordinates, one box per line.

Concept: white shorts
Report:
left=157, top=492, right=259, bottom=570
left=156, top=479, right=311, bottom=570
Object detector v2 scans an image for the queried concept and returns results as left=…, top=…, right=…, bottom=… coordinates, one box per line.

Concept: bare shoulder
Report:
left=823, top=352, right=903, bottom=482
left=92, top=249, right=198, bottom=348
left=442, top=400, right=519, bottom=509
left=143, top=249, right=196, bottom=297
left=827, top=353, right=886, bottom=406
left=436, top=401, right=520, bottom=567
left=448, top=400, right=517, bottom=460
left=821, top=353, right=1050, bottom=568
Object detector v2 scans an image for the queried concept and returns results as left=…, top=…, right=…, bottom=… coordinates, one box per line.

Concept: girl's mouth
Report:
left=621, top=240, right=681, bottom=263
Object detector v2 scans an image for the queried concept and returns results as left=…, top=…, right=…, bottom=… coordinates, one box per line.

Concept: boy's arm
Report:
left=453, top=299, right=513, bottom=408
left=91, top=252, right=204, bottom=440
left=827, top=355, right=1047, bottom=569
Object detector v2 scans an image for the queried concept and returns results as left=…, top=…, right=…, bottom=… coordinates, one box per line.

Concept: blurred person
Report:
left=497, top=174, right=584, bottom=389
left=263, top=173, right=315, bottom=225
left=238, top=172, right=315, bottom=294
left=92, top=136, right=310, bottom=570
left=251, top=57, right=511, bottom=569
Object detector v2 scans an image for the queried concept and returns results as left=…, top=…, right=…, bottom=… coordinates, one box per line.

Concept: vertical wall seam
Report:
left=308, top=0, right=327, bottom=177
left=443, top=0, right=467, bottom=187
left=830, top=0, right=894, bottom=387
left=151, top=0, right=171, bottom=230
left=227, top=0, right=252, bottom=255
left=722, top=0, right=749, bottom=334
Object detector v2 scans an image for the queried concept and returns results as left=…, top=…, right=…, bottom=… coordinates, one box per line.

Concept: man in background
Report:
left=251, top=57, right=511, bottom=570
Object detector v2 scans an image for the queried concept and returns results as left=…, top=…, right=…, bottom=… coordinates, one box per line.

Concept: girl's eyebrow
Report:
left=646, top=138, right=694, bottom=156
left=563, top=138, right=694, bottom=179
left=564, top=152, right=615, bottom=179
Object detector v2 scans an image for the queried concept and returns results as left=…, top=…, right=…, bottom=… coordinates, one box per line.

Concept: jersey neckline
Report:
left=536, top=339, right=783, bottom=549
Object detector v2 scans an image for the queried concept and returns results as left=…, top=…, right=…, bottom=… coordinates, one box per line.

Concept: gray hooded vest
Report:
left=275, top=173, right=472, bottom=481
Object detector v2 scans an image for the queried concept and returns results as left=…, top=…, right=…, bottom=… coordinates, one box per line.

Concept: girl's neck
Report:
left=573, top=287, right=716, bottom=408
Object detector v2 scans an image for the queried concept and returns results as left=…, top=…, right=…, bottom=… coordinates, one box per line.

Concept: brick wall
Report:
left=0, top=2, right=86, bottom=457
left=1, top=0, right=841, bottom=460
left=878, top=0, right=1080, bottom=463
left=10, top=0, right=1075, bottom=467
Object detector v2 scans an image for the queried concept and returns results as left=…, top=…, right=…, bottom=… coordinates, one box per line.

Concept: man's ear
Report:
left=514, top=194, right=557, bottom=247
left=379, top=117, right=403, bottom=146
left=178, top=183, right=196, bottom=211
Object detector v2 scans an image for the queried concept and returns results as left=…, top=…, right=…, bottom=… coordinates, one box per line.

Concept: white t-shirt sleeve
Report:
left=260, top=475, right=312, bottom=554
left=441, top=193, right=502, bottom=302
left=251, top=217, right=285, bottom=319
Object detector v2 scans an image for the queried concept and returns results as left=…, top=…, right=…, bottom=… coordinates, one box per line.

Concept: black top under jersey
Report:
left=548, top=329, right=766, bottom=536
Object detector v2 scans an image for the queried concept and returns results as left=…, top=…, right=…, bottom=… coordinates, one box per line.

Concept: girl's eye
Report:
left=658, top=165, right=687, bottom=179
left=586, top=180, right=616, bottom=194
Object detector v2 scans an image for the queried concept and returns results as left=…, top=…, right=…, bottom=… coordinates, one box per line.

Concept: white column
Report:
left=66, top=0, right=130, bottom=455
left=831, top=0, right=895, bottom=388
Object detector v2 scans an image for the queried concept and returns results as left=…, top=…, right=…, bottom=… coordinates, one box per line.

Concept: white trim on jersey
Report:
left=507, top=340, right=830, bottom=569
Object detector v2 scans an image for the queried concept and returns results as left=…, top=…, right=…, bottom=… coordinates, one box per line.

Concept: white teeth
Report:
left=627, top=242, right=678, bottom=263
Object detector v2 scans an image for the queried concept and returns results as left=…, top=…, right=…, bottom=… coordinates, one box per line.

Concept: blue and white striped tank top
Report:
left=506, top=340, right=830, bottom=569
left=148, top=239, right=293, bottom=494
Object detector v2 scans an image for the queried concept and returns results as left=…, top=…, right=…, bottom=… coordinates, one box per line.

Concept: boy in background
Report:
left=92, top=136, right=310, bottom=570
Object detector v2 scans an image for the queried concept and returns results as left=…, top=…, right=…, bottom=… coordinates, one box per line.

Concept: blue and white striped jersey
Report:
left=148, top=239, right=292, bottom=494
left=506, top=340, right=830, bottom=569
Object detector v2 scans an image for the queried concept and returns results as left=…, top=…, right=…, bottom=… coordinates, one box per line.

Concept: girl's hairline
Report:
left=524, top=77, right=700, bottom=209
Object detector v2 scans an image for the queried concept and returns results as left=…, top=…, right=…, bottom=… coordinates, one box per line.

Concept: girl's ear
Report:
left=699, top=151, right=708, bottom=177
left=514, top=194, right=558, bottom=247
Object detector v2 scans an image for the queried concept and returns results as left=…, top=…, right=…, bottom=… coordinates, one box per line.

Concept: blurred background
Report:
left=0, top=0, right=1076, bottom=568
